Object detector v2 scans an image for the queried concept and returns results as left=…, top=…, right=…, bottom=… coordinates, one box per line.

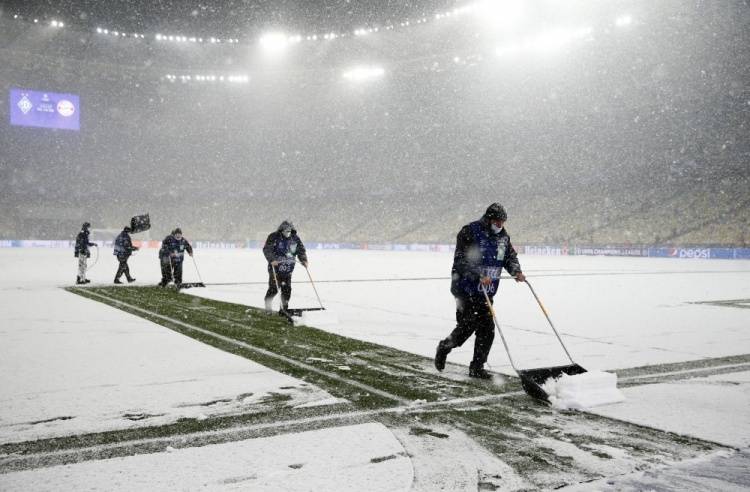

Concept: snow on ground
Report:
left=590, top=371, right=750, bottom=448
left=541, top=370, right=625, bottom=410
left=0, top=249, right=342, bottom=443
left=562, top=449, right=750, bottom=492
left=0, top=423, right=414, bottom=491
left=1, top=247, right=749, bottom=489
left=176, top=247, right=750, bottom=373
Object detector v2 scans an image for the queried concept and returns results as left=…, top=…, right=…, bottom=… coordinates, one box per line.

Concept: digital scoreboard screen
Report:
left=9, top=88, right=80, bottom=131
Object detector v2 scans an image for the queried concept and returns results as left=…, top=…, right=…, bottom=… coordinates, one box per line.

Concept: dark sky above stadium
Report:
left=2, top=0, right=453, bottom=36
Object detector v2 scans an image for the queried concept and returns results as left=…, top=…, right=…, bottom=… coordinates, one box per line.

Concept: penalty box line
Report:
left=1, top=391, right=527, bottom=467
left=11, top=286, right=749, bottom=466
left=74, top=288, right=411, bottom=406
left=13, top=353, right=750, bottom=466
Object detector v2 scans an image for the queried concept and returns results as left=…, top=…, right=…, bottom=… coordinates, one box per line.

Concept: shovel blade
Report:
left=286, top=307, right=326, bottom=317
left=178, top=282, right=206, bottom=289
left=517, top=363, right=587, bottom=403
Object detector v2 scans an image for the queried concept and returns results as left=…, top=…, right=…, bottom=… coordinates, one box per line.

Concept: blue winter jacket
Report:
left=159, top=235, right=193, bottom=261
left=74, top=229, right=95, bottom=258
left=450, top=218, right=522, bottom=299
left=113, top=231, right=137, bottom=258
left=263, top=223, right=307, bottom=275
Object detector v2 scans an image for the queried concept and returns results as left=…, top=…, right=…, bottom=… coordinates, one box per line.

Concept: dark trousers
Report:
left=115, top=254, right=132, bottom=281
left=265, top=266, right=292, bottom=310
left=160, top=256, right=184, bottom=285
left=443, top=296, right=495, bottom=367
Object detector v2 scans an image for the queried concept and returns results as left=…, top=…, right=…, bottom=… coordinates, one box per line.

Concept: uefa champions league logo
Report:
left=17, top=95, right=33, bottom=114
left=57, top=100, right=75, bottom=117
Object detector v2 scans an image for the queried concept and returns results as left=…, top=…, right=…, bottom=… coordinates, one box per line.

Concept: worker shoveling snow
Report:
left=541, top=370, right=625, bottom=410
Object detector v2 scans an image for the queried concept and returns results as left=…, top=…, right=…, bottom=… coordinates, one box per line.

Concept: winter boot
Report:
left=114, top=278, right=123, bottom=284
left=434, top=339, right=452, bottom=372
left=84, top=279, right=91, bottom=284
left=127, top=277, right=136, bottom=283
left=469, top=362, right=492, bottom=379
left=76, top=277, right=85, bottom=285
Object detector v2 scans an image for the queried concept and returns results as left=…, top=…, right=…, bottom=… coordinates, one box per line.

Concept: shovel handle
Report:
left=482, top=286, right=518, bottom=372
left=524, top=280, right=576, bottom=365
left=271, top=264, right=281, bottom=293
left=191, top=255, right=204, bottom=283
left=305, top=266, right=325, bottom=310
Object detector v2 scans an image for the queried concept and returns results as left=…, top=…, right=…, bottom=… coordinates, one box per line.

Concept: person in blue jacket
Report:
left=74, top=222, right=96, bottom=284
left=434, top=203, right=526, bottom=379
left=263, top=220, right=308, bottom=313
left=158, top=228, right=193, bottom=287
left=113, top=226, right=138, bottom=284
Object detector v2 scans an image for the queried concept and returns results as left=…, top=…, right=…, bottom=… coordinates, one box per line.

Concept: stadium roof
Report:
left=2, top=0, right=454, bottom=38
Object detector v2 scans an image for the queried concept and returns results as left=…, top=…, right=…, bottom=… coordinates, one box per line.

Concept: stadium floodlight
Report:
left=259, top=31, right=290, bottom=56
left=342, top=65, right=385, bottom=82
left=97, top=27, right=103, bottom=33
left=529, top=26, right=593, bottom=54
left=615, top=15, right=633, bottom=27
left=529, top=29, right=572, bottom=53
left=476, top=0, right=524, bottom=30
left=495, top=42, right=522, bottom=57
left=496, top=25, right=593, bottom=58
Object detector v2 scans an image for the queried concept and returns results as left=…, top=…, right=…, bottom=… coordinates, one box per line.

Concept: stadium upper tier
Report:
left=1, top=1, right=748, bottom=246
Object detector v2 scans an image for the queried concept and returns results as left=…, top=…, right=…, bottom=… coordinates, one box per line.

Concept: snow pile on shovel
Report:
left=297, top=310, right=339, bottom=326
left=541, top=370, right=625, bottom=410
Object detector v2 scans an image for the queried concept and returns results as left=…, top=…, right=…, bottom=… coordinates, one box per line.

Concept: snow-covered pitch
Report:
left=1, top=247, right=749, bottom=490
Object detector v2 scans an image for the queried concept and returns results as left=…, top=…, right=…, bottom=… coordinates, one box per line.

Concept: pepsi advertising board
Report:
left=9, top=88, right=80, bottom=131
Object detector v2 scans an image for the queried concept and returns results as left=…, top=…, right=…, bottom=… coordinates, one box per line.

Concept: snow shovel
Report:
left=176, top=256, right=206, bottom=289
left=284, top=260, right=328, bottom=316
left=181, top=255, right=206, bottom=288
left=286, top=263, right=339, bottom=324
left=482, top=281, right=586, bottom=403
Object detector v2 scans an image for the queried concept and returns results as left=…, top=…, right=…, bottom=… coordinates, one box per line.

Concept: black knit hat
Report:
left=82, top=222, right=90, bottom=229
left=484, top=203, right=507, bottom=221
left=173, top=228, right=182, bottom=235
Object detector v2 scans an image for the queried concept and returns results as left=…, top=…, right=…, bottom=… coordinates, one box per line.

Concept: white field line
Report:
left=11, top=352, right=750, bottom=465
left=9, top=289, right=745, bottom=466
left=619, top=362, right=750, bottom=382
left=0, top=392, right=527, bottom=464
left=77, top=288, right=411, bottom=406
left=10, top=356, right=750, bottom=465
